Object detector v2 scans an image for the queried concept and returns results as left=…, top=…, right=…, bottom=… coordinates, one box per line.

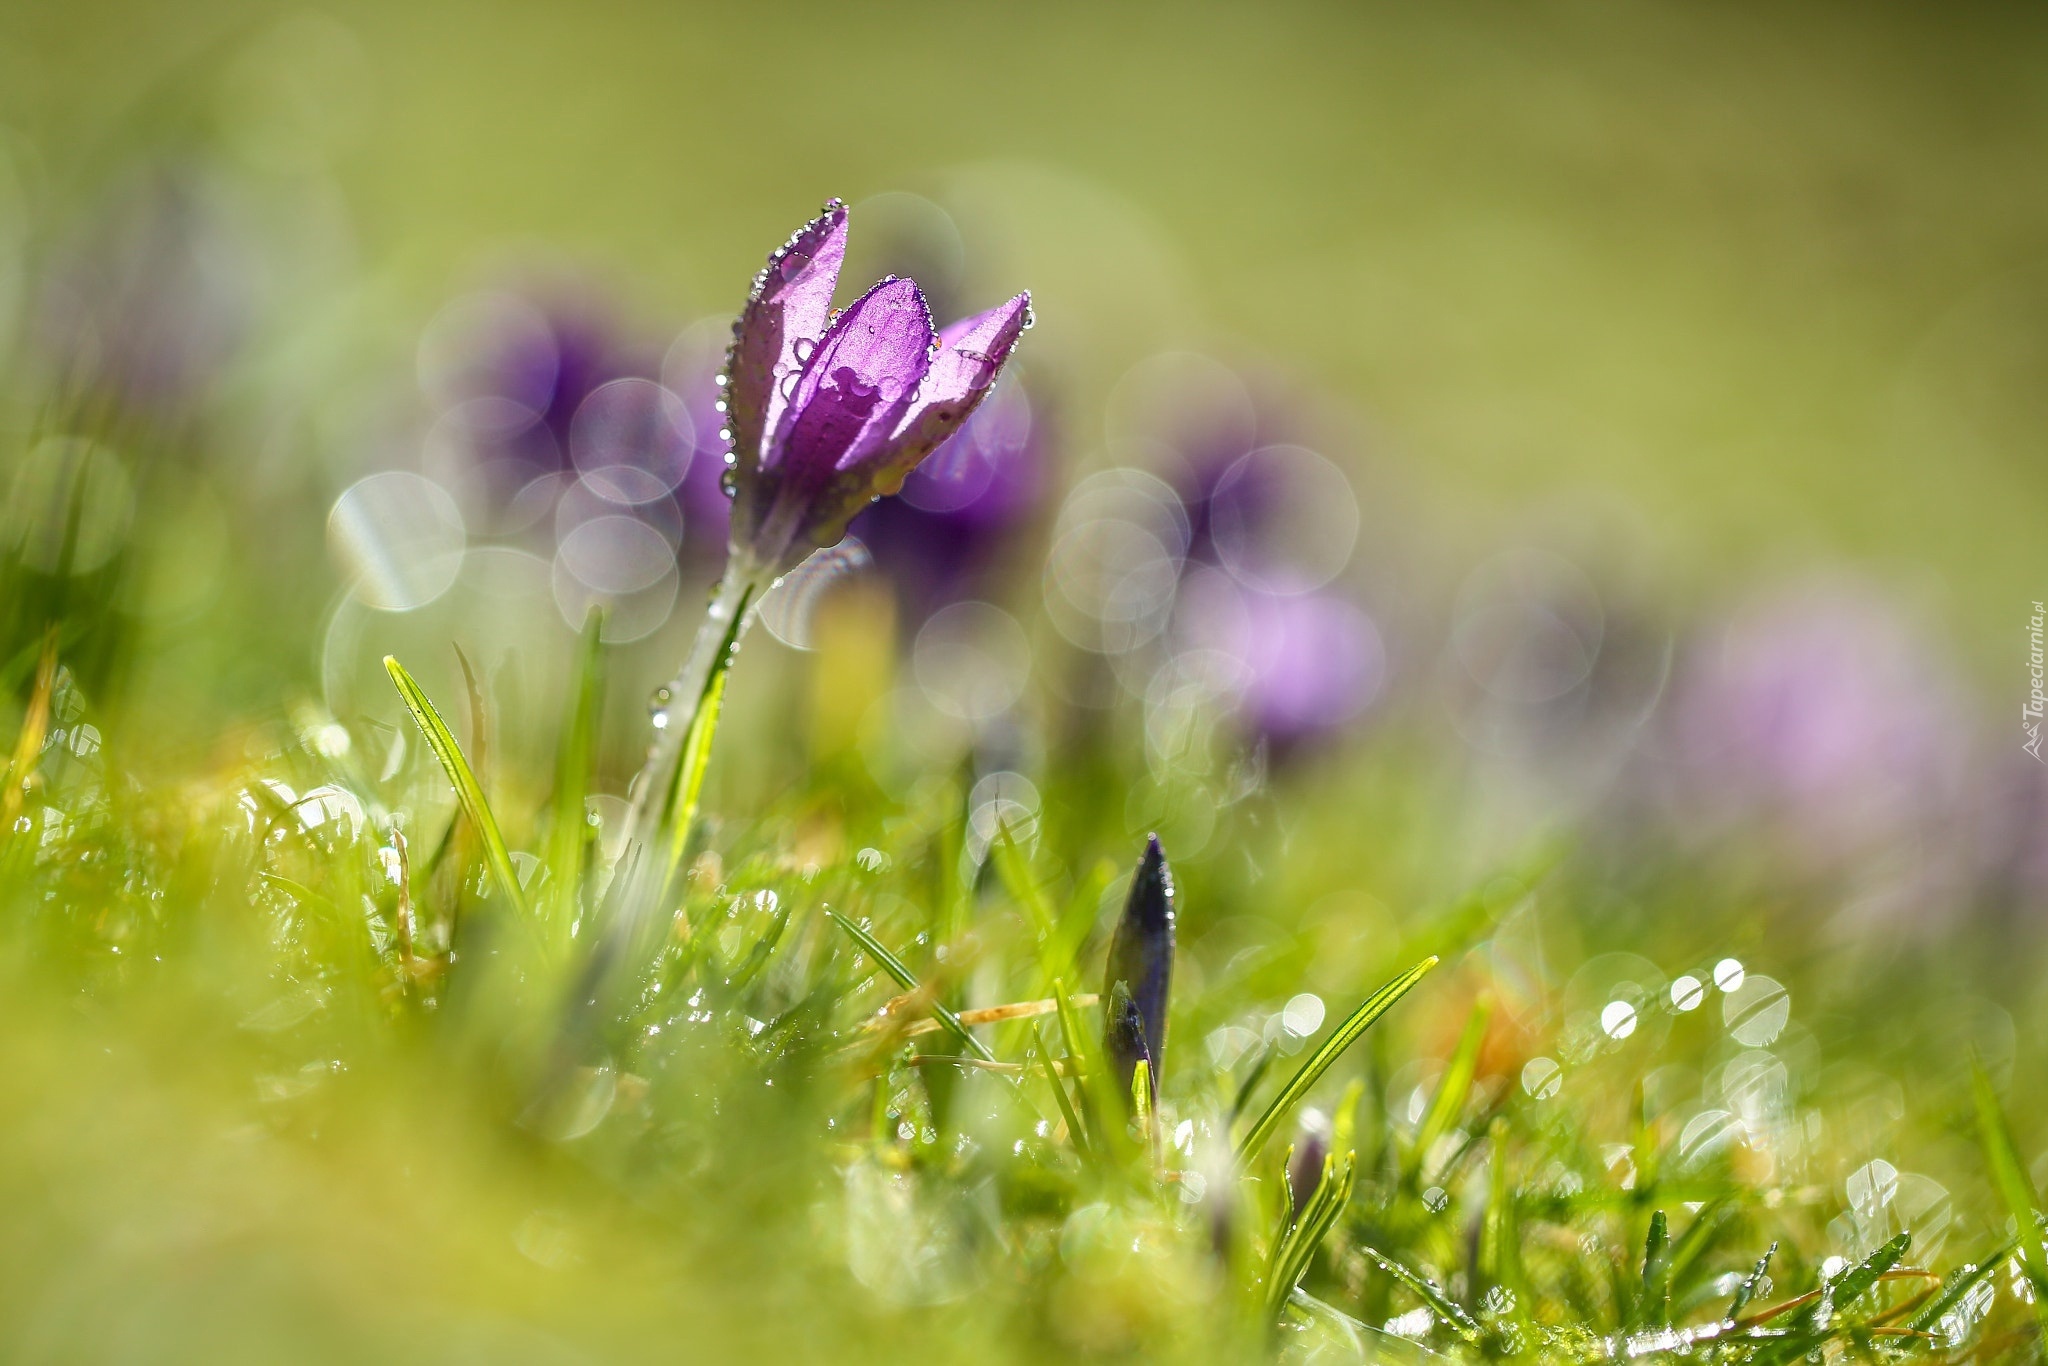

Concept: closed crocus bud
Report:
left=721, top=199, right=1031, bottom=573
left=1102, top=834, right=1175, bottom=1109
left=1287, top=1114, right=1332, bottom=1216
left=1104, top=981, right=1153, bottom=1112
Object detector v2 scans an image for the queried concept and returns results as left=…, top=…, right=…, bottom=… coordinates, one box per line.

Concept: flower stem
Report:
left=619, top=558, right=764, bottom=869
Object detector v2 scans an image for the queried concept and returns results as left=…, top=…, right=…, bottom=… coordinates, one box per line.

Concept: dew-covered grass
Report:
left=1, top=606, right=2043, bottom=1363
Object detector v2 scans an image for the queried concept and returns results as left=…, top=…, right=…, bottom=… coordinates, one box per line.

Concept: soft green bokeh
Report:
left=7, top=0, right=2044, bottom=670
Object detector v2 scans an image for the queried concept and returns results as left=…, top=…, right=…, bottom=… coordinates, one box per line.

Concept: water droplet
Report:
left=719, top=469, right=738, bottom=497
left=713, top=400, right=728, bottom=414
left=956, top=348, right=997, bottom=391
left=791, top=337, right=817, bottom=364
left=778, top=372, right=801, bottom=400
left=649, top=685, right=673, bottom=718
left=714, top=373, right=729, bottom=388
left=777, top=250, right=813, bottom=283
left=722, top=451, right=737, bottom=468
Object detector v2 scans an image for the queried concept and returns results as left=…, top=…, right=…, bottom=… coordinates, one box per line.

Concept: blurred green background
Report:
left=7, top=0, right=2045, bottom=674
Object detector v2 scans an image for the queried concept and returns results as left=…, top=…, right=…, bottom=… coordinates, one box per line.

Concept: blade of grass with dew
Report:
left=544, top=607, right=605, bottom=939
left=654, top=588, right=752, bottom=897
left=1971, top=1059, right=2048, bottom=1297
left=1359, top=1245, right=1482, bottom=1345
left=384, top=655, right=528, bottom=920
left=1048, top=978, right=1100, bottom=1156
left=1736, top=1235, right=1911, bottom=1366
left=1661, top=1197, right=1731, bottom=1310
left=1480, top=1118, right=1525, bottom=1320
left=1636, top=1209, right=1670, bottom=1330
left=1266, top=1151, right=1357, bottom=1322
left=1236, top=956, right=1437, bottom=1165
left=1904, top=1235, right=2018, bottom=1335
left=1728, top=1242, right=1777, bottom=1320
left=1771, top=1233, right=1911, bottom=1364
left=1032, top=1022, right=1090, bottom=1160
left=1, top=628, right=57, bottom=828
left=824, top=909, right=995, bottom=1064
left=1410, top=992, right=1491, bottom=1182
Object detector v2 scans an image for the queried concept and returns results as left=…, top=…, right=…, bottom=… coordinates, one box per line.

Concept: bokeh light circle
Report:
left=569, top=378, right=694, bottom=505
left=327, top=470, right=466, bottom=611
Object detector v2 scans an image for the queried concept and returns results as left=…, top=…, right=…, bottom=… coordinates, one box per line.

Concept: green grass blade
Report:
left=1481, top=1119, right=1524, bottom=1315
left=1360, top=1244, right=1482, bottom=1344
left=1971, top=1059, right=2047, bottom=1294
left=656, top=586, right=753, bottom=893
left=1904, top=1236, right=2018, bottom=1335
left=1267, top=1151, right=1356, bottom=1321
left=1661, top=1198, right=1730, bottom=1305
left=544, top=607, right=605, bottom=932
left=1728, top=1242, right=1776, bottom=1319
left=1637, top=1209, right=1671, bottom=1329
left=1235, top=956, right=1438, bottom=1165
left=1032, top=1022, right=1090, bottom=1159
left=384, top=655, right=528, bottom=920
left=1412, top=993, right=1491, bottom=1180
left=825, top=909, right=996, bottom=1064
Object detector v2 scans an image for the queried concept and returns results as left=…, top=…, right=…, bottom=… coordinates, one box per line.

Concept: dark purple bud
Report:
left=1103, top=980, right=1153, bottom=1114
left=1102, top=834, right=1175, bottom=1107
left=1287, top=1128, right=1329, bottom=1217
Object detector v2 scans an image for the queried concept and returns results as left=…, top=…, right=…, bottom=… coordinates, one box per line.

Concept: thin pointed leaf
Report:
left=1360, top=1245, right=1482, bottom=1344
left=1637, top=1209, right=1671, bottom=1330
left=545, top=607, right=606, bottom=930
left=1032, top=1022, right=1090, bottom=1160
left=1236, top=956, right=1438, bottom=1165
left=384, top=655, right=529, bottom=920
left=656, top=585, right=754, bottom=894
left=1972, top=1059, right=2047, bottom=1290
left=1904, top=1237, right=2018, bottom=1334
left=1268, top=1151, right=1357, bottom=1321
left=1412, top=994, right=1491, bottom=1178
left=825, top=909, right=995, bottom=1064
left=1729, top=1243, right=1777, bottom=1320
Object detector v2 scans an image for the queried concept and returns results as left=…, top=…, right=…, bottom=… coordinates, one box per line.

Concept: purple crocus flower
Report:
left=721, top=199, right=1032, bottom=571
left=1102, top=834, right=1176, bottom=1110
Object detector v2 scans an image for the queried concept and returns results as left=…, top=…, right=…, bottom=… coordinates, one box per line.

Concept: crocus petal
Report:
left=770, top=276, right=934, bottom=482
left=1102, top=833, right=1175, bottom=1105
left=724, top=200, right=848, bottom=478
left=847, top=292, right=1032, bottom=496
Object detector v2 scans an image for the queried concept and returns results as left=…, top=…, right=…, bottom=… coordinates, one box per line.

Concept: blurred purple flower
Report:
left=1668, top=580, right=1966, bottom=865
left=38, top=165, right=253, bottom=417
left=848, top=375, right=1045, bottom=620
left=1174, top=568, right=1387, bottom=754
left=721, top=199, right=1031, bottom=571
